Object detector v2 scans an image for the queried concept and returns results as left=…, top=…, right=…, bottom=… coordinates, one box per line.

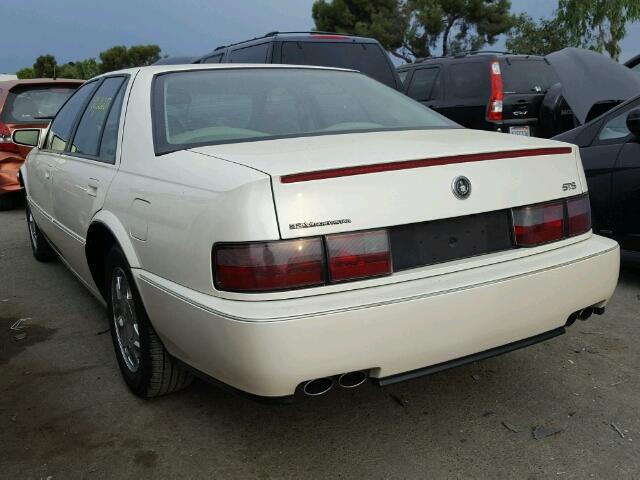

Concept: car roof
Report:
left=195, top=31, right=380, bottom=61
left=0, top=78, right=85, bottom=89
left=396, top=52, right=546, bottom=71
left=97, top=63, right=359, bottom=79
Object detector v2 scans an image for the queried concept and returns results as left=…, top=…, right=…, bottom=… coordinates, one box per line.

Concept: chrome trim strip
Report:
left=28, top=196, right=86, bottom=245
left=137, top=243, right=618, bottom=323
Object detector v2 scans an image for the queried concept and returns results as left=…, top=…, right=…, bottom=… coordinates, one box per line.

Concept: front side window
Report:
left=598, top=100, right=640, bottom=141
left=70, top=77, right=126, bottom=160
left=45, top=82, right=98, bottom=152
left=153, top=68, right=458, bottom=154
left=407, top=68, right=441, bottom=102
left=2, top=85, right=78, bottom=125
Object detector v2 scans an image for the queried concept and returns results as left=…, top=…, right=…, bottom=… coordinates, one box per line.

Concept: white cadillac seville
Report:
left=15, top=64, right=619, bottom=400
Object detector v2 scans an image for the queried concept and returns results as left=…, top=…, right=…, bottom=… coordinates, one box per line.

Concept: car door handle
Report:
left=44, top=164, right=54, bottom=179
left=87, top=178, right=99, bottom=197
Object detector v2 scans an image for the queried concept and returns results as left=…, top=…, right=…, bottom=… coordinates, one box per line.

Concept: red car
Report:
left=0, top=79, right=83, bottom=210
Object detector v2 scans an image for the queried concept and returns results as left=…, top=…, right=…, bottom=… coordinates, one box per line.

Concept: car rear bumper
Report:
left=134, top=235, right=619, bottom=398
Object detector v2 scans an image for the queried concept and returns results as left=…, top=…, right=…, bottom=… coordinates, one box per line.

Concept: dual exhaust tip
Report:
left=302, top=370, right=368, bottom=396
left=566, top=305, right=604, bottom=327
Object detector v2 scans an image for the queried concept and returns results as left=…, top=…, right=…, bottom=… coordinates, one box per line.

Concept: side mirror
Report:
left=12, top=128, right=41, bottom=148
left=626, top=108, right=640, bottom=137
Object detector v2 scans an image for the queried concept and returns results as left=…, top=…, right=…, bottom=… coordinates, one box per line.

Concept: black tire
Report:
left=25, top=202, right=57, bottom=262
left=105, top=246, right=192, bottom=397
left=0, top=192, right=17, bottom=211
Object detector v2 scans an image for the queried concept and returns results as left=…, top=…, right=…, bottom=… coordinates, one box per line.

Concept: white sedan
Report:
left=15, top=64, right=619, bottom=400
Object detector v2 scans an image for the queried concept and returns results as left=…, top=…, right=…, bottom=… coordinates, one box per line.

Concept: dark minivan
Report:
left=193, top=31, right=403, bottom=91
left=397, top=52, right=562, bottom=137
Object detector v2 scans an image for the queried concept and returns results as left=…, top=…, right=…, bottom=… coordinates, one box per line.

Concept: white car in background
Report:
left=15, top=64, right=619, bottom=400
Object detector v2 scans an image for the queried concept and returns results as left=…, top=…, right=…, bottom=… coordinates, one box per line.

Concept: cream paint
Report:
left=21, top=64, right=620, bottom=397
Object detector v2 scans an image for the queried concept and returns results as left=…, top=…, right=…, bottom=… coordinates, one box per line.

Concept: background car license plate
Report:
left=509, top=126, right=530, bottom=136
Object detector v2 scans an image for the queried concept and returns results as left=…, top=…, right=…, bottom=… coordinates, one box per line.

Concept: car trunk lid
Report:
left=190, top=129, right=581, bottom=239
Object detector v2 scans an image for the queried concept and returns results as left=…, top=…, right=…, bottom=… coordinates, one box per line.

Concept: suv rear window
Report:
left=499, top=59, right=558, bottom=94
left=1, top=85, right=77, bottom=125
left=281, top=41, right=396, bottom=89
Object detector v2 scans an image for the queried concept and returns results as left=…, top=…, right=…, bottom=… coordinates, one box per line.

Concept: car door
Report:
left=50, top=75, right=128, bottom=279
left=583, top=98, right=640, bottom=247
left=405, top=66, right=443, bottom=110
left=598, top=100, right=640, bottom=250
left=26, top=81, right=98, bottom=235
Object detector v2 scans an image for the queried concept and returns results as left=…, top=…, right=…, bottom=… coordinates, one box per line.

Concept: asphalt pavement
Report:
left=1, top=206, right=640, bottom=479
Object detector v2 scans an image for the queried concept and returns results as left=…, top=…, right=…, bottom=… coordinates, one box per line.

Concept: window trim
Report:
left=41, top=79, right=100, bottom=154
left=65, top=74, right=130, bottom=165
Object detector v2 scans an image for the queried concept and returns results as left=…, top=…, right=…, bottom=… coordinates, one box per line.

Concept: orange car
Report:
left=0, top=79, right=83, bottom=210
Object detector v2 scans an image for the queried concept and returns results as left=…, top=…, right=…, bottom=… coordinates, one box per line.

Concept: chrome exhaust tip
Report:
left=302, top=377, right=334, bottom=396
left=338, top=371, right=368, bottom=389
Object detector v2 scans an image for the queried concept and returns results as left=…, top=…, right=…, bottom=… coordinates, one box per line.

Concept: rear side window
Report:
left=499, top=59, right=559, bottom=94
left=398, top=71, right=409, bottom=86
left=228, top=43, right=269, bottom=63
left=449, top=62, right=488, bottom=99
left=597, top=99, right=640, bottom=141
left=70, top=77, right=126, bottom=161
left=45, top=82, right=98, bottom=152
left=281, top=41, right=396, bottom=89
left=1, top=85, right=77, bottom=125
left=204, top=53, right=224, bottom=64
left=407, top=67, right=441, bottom=102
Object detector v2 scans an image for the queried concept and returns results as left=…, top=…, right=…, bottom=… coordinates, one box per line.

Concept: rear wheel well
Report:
left=85, top=223, right=120, bottom=300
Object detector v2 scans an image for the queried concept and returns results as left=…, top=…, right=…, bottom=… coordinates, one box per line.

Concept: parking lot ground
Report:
left=1, top=206, right=640, bottom=480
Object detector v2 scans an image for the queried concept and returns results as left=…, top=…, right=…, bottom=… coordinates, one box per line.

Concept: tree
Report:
left=313, top=0, right=408, bottom=59
left=506, top=14, right=577, bottom=55
left=16, top=67, right=36, bottom=79
left=312, top=0, right=516, bottom=62
left=406, top=0, right=516, bottom=58
left=558, top=0, right=640, bottom=61
left=99, top=44, right=161, bottom=73
left=33, top=54, right=57, bottom=78
left=57, top=59, right=100, bottom=80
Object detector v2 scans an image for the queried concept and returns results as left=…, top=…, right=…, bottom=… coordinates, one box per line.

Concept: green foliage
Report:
left=16, top=67, right=36, bottom=79
left=33, top=54, right=57, bottom=78
left=57, top=59, right=101, bottom=80
left=313, top=0, right=407, bottom=54
left=312, top=0, right=516, bottom=61
left=15, top=44, right=162, bottom=79
left=406, top=0, right=516, bottom=57
left=558, top=0, right=640, bottom=61
left=506, top=14, right=578, bottom=55
left=99, top=44, right=161, bottom=73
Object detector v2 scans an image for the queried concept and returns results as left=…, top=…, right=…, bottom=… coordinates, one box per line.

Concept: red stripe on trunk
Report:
left=280, top=147, right=573, bottom=184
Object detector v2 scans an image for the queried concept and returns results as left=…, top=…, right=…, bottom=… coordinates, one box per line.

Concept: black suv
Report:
left=192, top=31, right=403, bottom=91
left=397, top=52, right=564, bottom=138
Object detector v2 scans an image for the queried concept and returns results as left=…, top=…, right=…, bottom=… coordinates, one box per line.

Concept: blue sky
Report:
left=3, top=0, right=639, bottom=74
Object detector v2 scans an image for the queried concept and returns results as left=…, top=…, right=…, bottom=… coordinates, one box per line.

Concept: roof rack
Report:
left=211, top=31, right=358, bottom=52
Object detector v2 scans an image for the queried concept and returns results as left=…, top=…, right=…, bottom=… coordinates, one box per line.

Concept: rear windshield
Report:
left=153, top=68, right=457, bottom=154
left=1, top=85, right=77, bottom=124
left=499, top=59, right=559, bottom=94
left=281, top=41, right=397, bottom=88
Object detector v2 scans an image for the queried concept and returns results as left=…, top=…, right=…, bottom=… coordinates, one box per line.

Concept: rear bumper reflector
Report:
left=280, top=147, right=573, bottom=184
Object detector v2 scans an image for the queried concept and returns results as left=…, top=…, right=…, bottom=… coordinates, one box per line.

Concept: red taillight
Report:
left=488, top=61, right=503, bottom=122
left=512, top=194, right=591, bottom=247
left=513, top=201, right=565, bottom=247
left=326, top=230, right=392, bottom=282
left=214, top=238, right=325, bottom=292
left=0, top=122, right=20, bottom=154
left=567, top=194, right=591, bottom=236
